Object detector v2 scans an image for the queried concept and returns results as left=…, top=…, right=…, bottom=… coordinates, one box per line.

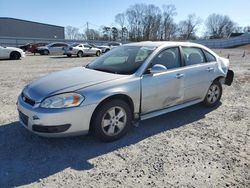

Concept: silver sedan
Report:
left=17, top=42, right=234, bottom=141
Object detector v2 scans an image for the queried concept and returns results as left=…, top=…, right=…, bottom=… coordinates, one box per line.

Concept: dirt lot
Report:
left=0, top=50, right=249, bottom=187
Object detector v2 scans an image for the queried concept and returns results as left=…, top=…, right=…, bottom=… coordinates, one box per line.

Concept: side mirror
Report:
left=149, top=64, right=167, bottom=74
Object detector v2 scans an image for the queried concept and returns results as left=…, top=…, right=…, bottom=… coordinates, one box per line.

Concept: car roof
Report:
left=124, top=41, right=205, bottom=48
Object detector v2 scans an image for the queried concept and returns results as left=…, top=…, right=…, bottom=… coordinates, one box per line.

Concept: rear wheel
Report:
left=10, top=51, right=21, bottom=60
left=92, top=99, right=132, bottom=142
left=203, top=80, right=222, bottom=107
left=77, top=51, right=83, bottom=57
left=96, top=51, right=101, bottom=56
left=43, top=50, right=49, bottom=55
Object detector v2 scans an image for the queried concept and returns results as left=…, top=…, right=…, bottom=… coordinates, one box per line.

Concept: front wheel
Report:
left=43, top=50, right=49, bottom=55
left=92, top=100, right=132, bottom=142
left=10, top=51, right=21, bottom=60
left=203, top=80, right=222, bottom=107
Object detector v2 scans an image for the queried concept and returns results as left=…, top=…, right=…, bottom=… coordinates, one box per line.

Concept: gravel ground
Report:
left=0, top=50, right=249, bottom=188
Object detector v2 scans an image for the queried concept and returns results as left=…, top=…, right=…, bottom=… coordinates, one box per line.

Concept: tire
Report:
left=10, top=51, right=21, bottom=60
left=92, top=99, right=132, bottom=142
left=203, top=80, right=222, bottom=107
left=67, top=54, right=72, bottom=57
left=43, top=50, right=49, bottom=55
left=96, top=51, right=101, bottom=57
left=77, top=51, right=83, bottom=57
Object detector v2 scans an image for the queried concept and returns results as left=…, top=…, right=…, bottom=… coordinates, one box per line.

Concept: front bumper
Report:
left=21, top=52, right=26, bottom=58
left=17, top=95, right=97, bottom=137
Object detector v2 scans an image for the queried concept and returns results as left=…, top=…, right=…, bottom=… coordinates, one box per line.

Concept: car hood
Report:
left=4, top=47, right=24, bottom=53
left=23, top=67, right=125, bottom=102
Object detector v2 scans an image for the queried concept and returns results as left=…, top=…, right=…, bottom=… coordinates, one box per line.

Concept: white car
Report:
left=0, top=46, right=25, bottom=60
left=64, top=43, right=101, bottom=57
left=97, top=42, right=122, bottom=53
left=37, top=42, right=69, bottom=55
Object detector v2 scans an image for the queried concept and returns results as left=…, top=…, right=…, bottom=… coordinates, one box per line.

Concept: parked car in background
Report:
left=19, top=42, right=49, bottom=54
left=64, top=43, right=102, bottom=57
left=94, top=42, right=122, bottom=53
left=17, top=42, right=233, bottom=142
left=0, top=45, right=25, bottom=60
left=19, top=43, right=32, bottom=52
left=37, top=42, right=69, bottom=55
left=30, top=43, right=49, bottom=54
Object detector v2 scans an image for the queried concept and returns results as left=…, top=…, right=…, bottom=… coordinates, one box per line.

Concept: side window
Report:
left=78, top=45, right=83, bottom=47
left=203, top=50, right=216, bottom=62
left=182, top=47, right=205, bottom=66
left=84, top=45, right=90, bottom=48
left=151, top=47, right=181, bottom=69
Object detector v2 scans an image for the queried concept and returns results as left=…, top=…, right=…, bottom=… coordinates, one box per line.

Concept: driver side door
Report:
left=141, top=47, right=185, bottom=114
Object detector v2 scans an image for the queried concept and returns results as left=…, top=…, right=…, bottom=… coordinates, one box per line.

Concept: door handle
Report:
left=206, top=67, right=214, bottom=72
left=176, top=73, right=184, bottom=79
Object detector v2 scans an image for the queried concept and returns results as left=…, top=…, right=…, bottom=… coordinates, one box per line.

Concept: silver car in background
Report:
left=37, top=42, right=69, bottom=55
left=64, top=43, right=102, bottom=57
left=17, top=42, right=234, bottom=142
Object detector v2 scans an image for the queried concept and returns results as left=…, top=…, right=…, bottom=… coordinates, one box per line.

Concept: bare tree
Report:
left=85, top=29, right=100, bottom=40
left=102, top=26, right=111, bottom=40
left=126, top=4, right=146, bottom=41
left=142, top=4, right=162, bottom=41
left=111, top=27, right=119, bottom=41
left=178, top=14, right=201, bottom=40
left=65, top=26, right=81, bottom=40
left=115, top=13, right=126, bottom=40
left=205, top=14, right=236, bottom=38
left=161, top=4, right=177, bottom=40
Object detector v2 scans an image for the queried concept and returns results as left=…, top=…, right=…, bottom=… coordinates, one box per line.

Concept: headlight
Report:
left=40, top=93, right=84, bottom=108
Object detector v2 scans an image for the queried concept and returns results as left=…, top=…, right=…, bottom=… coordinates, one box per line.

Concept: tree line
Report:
left=65, top=3, right=249, bottom=41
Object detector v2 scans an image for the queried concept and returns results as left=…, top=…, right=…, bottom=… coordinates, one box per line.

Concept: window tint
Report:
left=88, top=46, right=155, bottom=74
left=84, top=45, right=91, bottom=48
left=182, top=47, right=205, bottom=66
left=203, top=50, right=216, bottom=62
left=151, top=47, right=181, bottom=69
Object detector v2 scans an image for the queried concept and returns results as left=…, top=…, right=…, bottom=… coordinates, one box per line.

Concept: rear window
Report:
left=182, top=47, right=205, bottom=66
left=203, top=50, right=216, bottom=62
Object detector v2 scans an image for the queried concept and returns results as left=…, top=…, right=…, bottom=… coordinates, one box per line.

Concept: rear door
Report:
left=141, top=47, right=185, bottom=113
left=180, top=47, right=217, bottom=102
left=51, top=43, right=67, bottom=54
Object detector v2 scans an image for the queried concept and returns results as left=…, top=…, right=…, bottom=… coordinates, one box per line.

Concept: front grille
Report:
left=19, top=110, right=29, bottom=126
left=21, top=92, right=35, bottom=106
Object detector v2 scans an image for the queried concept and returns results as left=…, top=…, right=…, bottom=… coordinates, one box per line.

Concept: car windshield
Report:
left=71, top=43, right=80, bottom=47
left=89, top=44, right=96, bottom=47
left=87, top=46, right=156, bottom=75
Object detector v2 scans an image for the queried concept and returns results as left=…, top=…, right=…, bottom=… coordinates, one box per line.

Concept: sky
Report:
left=0, top=0, right=249, bottom=35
